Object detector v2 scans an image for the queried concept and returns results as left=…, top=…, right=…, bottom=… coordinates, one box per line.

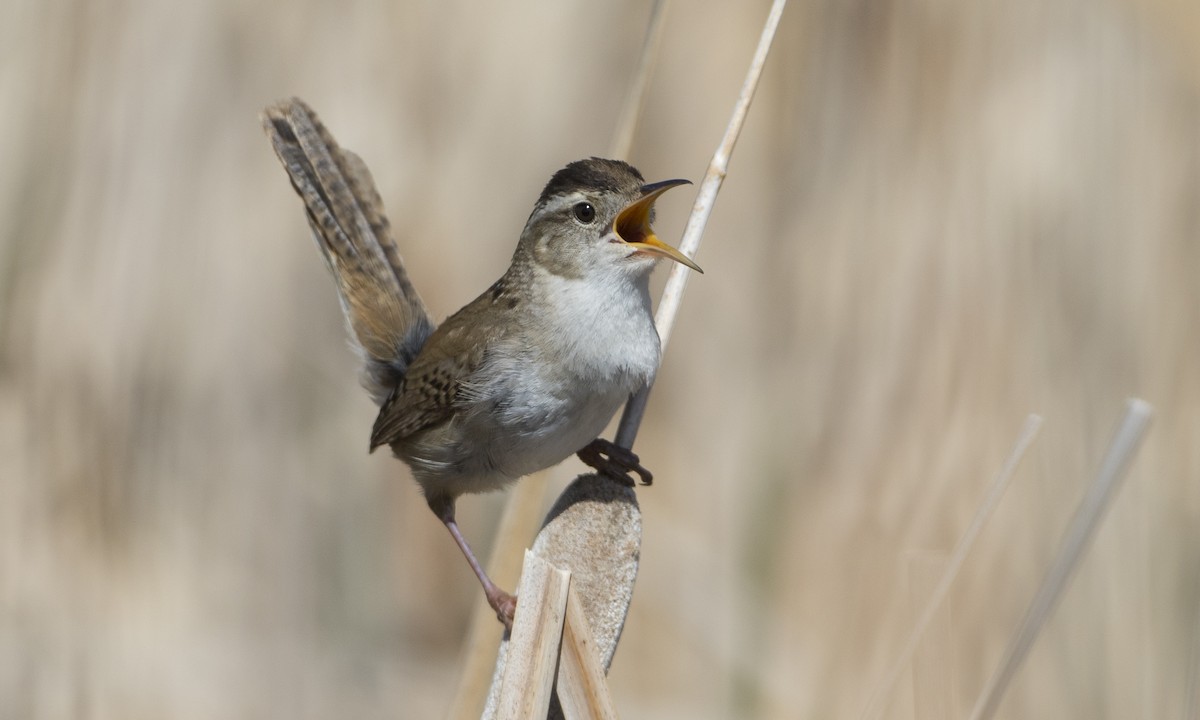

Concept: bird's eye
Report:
left=572, top=202, right=596, bottom=224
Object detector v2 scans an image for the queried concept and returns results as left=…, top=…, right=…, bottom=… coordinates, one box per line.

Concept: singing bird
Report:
left=263, top=98, right=701, bottom=626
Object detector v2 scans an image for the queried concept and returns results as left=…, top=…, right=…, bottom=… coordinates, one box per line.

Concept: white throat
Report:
left=531, top=266, right=661, bottom=385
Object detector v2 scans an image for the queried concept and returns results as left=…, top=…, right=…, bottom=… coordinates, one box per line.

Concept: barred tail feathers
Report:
left=262, top=98, right=434, bottom=403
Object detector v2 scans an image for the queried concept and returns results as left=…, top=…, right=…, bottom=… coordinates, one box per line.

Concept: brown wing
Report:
left=368, top=353, right=474, bottom=451
left=368, top=290, right=508, bottom=450
left=262, top=97, right=434, bottom=405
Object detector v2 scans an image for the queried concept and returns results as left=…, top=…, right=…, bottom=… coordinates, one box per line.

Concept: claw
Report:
left=577, top=438, right=654, bottom=486
left=488, top=588, right=517, bottom=631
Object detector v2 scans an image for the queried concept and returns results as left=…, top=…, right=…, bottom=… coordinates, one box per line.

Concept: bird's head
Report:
left=517, top=158, right=702, bottom=280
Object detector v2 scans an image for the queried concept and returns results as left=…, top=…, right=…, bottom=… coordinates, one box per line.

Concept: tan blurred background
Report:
left=3, top=0, right=1198, bottom=717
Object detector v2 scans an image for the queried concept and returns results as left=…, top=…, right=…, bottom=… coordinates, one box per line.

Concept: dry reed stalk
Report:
left=968, top=399, right=1153, bottom=720
left=446, top=475, right=548, bottom=720
left=1185, top=595, right=1200, bottom=719
left=908, top=555, right=955, bottom=720
left=608, top=0, right=669, bottom=162
left=615, top=0, right=789, bottom=449
left=554, top=585, right=620, bottom=720
left=482, top=475, right=641, bottom=719
left=859, top=414, right=1043, bottom=720
left=495, top=551, right=571, bottom=720
left=487, top=553, right=622, bottom=720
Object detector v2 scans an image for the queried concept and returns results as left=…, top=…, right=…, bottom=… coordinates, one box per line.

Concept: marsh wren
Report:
left=263, top=98, right=701, bottom=627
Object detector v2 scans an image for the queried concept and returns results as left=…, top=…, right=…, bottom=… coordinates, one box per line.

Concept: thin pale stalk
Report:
left=495, top=552, right=571, bottom=720
left=1184, top=590, right=1200, bottom=719
left=615, top=0, right=788, bottom=449
left=909, top=555, right=955, bottom=720
left=608, top=0, right=669, bottom=162
left=447, top=474, right=547, bottom=720
left=968, top=399, right=1154, bottom=720
left=858, top=414, right=1043, bottom=720
left=555, top=585, right=621, bottom=720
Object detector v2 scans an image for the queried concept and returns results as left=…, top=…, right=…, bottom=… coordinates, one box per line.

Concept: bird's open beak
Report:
left=614, top=179, right=703, bottom=273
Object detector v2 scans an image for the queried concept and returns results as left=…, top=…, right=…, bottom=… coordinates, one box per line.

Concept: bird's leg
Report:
left=429, top=498, right=516, bottom=630
left=577, top=438, right=653, bottom=486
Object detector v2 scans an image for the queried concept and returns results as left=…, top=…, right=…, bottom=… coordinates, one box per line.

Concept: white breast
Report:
left=453, top=268, right=661, bottom=488
left=402, top=266, right=663, bottom=499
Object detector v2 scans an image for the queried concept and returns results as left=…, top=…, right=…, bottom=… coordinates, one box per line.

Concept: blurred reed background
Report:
left=2, top=0, right=1198, bottom=717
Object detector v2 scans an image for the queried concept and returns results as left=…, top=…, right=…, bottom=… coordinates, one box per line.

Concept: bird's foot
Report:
left=486, top=587, right=517, bottom=631
left=577, top=438, right=653, bottom=487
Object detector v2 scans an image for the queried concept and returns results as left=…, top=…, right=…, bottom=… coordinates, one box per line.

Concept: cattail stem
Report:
left=615, top=0, right=789, bottom=450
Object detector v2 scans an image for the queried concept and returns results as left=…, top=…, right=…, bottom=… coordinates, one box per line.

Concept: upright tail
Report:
left=262, top=98, right=434, bottom=405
